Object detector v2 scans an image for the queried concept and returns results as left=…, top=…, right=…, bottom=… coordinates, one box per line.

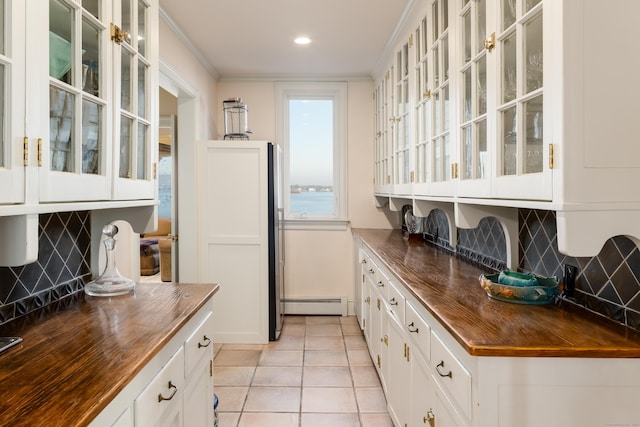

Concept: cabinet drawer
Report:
left=185, top=311, right=214, bottom=376
left=431, top=331, right=471, bottom=419
left=135, top=347, right=185, bottom=426
left=405, top=302, right=430, bottom=361
left=386, top=281, right=405, bottom=324
left=363, top=254, right=378, bottom=283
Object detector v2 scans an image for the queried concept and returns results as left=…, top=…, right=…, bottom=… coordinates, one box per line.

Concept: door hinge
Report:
left=153, top=162, right=157, bottom=179
left=408, top=34, right=413, bottom=48
left=377, top=354, right=381, bottom=368
left=410, top=171, right=415, bottom=183
left=451, top=162, right=459, bottom=179
left=37, top=138, right=42, bottom=166
left=210, top=359, right=213, bottom=377
left=549, top=144, right=554, bottom=169
left=23, top=137, right=28, bottom=166
left=377, top=298, right=381, bottom=310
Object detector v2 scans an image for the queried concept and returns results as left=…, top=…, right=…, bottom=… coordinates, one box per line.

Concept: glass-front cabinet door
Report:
left=0, top=0, right=26, bottom=205
left=413, top=16, right=430, bottom=195
left=492, top=0, right=550, bottom=200
left=392, top=41, right=412, bottom=195
left=113, top=0, right=155, bottom=199
left=427, top=0, right=455, bottom=196
left=374, top=77, right=391, bottom=195
left=39, top=0, right=111, bottom=201
left=457, top=0, right=490, bottom=197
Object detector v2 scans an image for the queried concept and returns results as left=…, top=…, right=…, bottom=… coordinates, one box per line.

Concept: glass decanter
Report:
left=84, top=224, right=136, bottom=297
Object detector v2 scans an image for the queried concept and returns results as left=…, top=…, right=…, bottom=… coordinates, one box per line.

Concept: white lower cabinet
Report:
left=135, top=347, right=185, bottom=426
left=89, top=305, right=214, bottom=427
left=386, top=312, right=411, bottom=427
left=357, top=241, right=640, bottom=427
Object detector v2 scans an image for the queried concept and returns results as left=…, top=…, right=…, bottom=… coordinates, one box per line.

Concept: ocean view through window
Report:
left=277, top=82, right=347, bottom=226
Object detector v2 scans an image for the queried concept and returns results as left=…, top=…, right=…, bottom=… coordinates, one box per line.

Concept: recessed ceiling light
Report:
left=294, top=37, right=311, bottom=45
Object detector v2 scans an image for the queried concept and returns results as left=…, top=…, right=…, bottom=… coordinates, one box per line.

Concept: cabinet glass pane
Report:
left=119, top=116, right=132, bottom=178
left=434, top=91, right=440, bottom=135
left=476, top=0, right=486, bottom=53
left=462, top=125, right=472, bottom=179
left=477, top=56, right=487, bottom=115
left=525, top=13, right=543, bottom=93
left=502, top=107, right=517, bottom=176
left=434, top=138, right=441, bottom=180
left=433, top=1, right=439, bottom=37
left=82, top=99, right=101, bottom=174
left=525, top=95, right=543, bottom=173
left=477, top=119, right=487, bottom=178
left=121, top=50, right=132, bottom=112
left=463, top=68, right=471, bottom=122
left=502, top=32, right=517, bottom=103
left=49, top=0, right=73, bottom=85
left=137, top=123, right=147, bottom=179
left=463, top=11, right=471, bottom=62
left=433, top=45, right=440, bottom=87
left=443, top=85, right=449, bottom=131
left=121, top=0, right=131, bottom=39
left=442, top=0, right=449, bottom=30
left=83, top=0, right=100, bottom=19
left=443, top=35, right=449, bottom=80
left=81, top=18, right=100, bottom=96
left=526, top=0, right=541, bottom=13
left=138, top=0, right=146, bottom=56
left=138, top=60, right=146, bottom=117
left=50, top=87, right=75, bottom=172
left=444, top=134, right=450, bottom=180
left=503, top=0, right=516, bottom=30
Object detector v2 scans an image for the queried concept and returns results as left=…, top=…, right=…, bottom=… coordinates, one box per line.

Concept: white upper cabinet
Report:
left=24, top=0, right=157, bottom=204
left=489, top=0, right=550, bottom=201
left=38, top=0, right=112, bottom=202
left=0, top=0, right=26, bottom=205
left=112, top=0, right=157, bottom=200
left=374, top=0, right=640, bottom=255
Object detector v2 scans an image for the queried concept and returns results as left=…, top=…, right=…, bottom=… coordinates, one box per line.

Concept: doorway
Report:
left=156, top=63, right=199, bottom=283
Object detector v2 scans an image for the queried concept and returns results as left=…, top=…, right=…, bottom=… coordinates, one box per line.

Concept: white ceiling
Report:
left=159, top=0, right=411, bottom=80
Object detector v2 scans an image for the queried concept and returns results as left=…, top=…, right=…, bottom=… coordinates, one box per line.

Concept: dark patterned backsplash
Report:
left=0, top=212, right=91, bottom=324
left=419, top=207, right=640, bottom=331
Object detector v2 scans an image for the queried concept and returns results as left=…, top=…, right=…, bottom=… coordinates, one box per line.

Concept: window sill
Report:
left=284, top=218, right=350, bottom=231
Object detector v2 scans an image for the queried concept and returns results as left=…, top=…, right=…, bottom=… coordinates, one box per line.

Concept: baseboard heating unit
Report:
left=284, top=297, right=348, bottom=316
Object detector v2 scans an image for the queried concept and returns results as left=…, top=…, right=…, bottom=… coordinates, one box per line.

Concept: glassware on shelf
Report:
left=85, top=224, right=136, bottom=297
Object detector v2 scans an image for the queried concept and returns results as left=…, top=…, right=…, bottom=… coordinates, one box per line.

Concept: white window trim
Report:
left=275, top=82, right=349, bottom=230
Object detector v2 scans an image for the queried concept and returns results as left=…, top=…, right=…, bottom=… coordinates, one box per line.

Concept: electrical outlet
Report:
left=562, top=264, right=577, bottom=298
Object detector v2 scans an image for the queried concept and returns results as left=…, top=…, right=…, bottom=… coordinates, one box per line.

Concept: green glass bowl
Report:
left=479, top=273, right=559, bottom=305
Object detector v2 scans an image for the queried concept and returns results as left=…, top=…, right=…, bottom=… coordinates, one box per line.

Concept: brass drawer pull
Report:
left=436, top=360, right=453, bottom=378
left=158, top=381, right=177, bottom=402
left=376, top=280, right=385, bottom=287
left=389, top=297, right=398, bottom=306
left=198, top=335, right=212, bottom=348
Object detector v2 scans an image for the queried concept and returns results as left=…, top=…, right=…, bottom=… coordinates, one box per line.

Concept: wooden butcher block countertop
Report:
left=0, top=282, right=219, bottom=427
left=354, top=228, right=640, bottom=358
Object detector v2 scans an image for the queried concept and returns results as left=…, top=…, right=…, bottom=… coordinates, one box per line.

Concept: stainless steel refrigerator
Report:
left=267, top=142, right=285, bottom=340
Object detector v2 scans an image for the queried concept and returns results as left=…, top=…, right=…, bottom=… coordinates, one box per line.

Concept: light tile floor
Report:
left=213, top=315, right=394, bottom=427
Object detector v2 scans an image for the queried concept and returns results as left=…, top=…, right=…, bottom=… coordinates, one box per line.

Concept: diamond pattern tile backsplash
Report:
left=0, top=211, right=91, bottom=324
left=421, top=207, right=640, bottom=331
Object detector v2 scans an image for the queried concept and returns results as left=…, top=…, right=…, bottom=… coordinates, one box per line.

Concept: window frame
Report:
left=275, top=81, right=348, bottom=230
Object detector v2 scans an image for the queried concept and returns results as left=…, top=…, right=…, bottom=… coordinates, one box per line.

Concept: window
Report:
left=276, top=82, right=348, bottom=229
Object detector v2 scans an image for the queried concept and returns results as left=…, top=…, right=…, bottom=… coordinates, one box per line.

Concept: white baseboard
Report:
left=284, top=297, right=348, bottom=316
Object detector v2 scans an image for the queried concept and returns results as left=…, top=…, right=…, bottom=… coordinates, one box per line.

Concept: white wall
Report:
left=218, top=80, right=396, bottom=309
left=159, top=18, right=397, bottom=305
